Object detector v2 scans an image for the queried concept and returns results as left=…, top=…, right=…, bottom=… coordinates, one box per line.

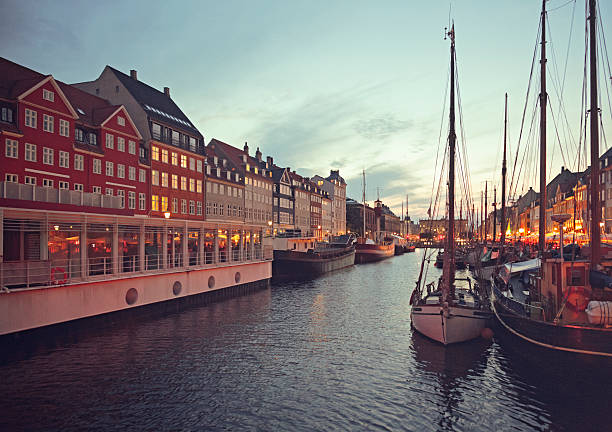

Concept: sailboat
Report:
left=410, top=25, right=490, bottom=345
left=354, top=170, right=394, bottom=264
left=491, top=0, right=612, bottom=358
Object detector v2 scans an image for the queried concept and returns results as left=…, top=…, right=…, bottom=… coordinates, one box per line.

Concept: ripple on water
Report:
left=0, top=251, right=609, bottom=432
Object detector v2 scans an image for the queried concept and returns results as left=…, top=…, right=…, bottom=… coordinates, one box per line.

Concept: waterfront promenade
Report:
left=1, top=250, right=608, bottom=431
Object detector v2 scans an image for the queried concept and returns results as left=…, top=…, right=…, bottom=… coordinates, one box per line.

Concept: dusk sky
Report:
left=2, top=0, right=610, bottom=220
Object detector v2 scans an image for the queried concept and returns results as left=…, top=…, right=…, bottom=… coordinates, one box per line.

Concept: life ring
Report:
left=51, top=267, right=68, bottom=285
left=564, top=286, right=591, bottom=311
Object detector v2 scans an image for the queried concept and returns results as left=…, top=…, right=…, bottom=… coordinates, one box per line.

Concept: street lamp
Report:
left=164, top=212, right=171, bottom=219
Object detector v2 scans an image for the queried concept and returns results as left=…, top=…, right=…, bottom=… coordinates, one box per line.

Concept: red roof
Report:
left=0, top=57, right=47, bottom=99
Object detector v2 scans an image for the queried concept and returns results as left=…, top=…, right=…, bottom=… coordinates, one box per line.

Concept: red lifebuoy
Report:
left=564, top=286, right=591, bottom=311
left=51, top=267, right=68, bottom=285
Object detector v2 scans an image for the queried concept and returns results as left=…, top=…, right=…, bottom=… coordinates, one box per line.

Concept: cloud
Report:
left=352, top=115, right=414, bottom=140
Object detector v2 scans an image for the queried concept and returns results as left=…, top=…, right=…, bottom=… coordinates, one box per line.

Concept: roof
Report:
left=107, top=66, right=202, bottom=138
left=209, top=139, right=273, bottom=181
left=0, top=57, right=46, bottom=99
left=326, top=169, right=346, bottom=185
left=58, top=82, right=118, bottom=128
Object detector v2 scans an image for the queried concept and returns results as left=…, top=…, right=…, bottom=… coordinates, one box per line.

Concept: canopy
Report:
left=500, top=258, right=541, bottom=284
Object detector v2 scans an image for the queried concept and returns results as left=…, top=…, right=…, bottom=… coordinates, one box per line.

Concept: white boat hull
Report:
left=411, top=303, right=488, bottom=345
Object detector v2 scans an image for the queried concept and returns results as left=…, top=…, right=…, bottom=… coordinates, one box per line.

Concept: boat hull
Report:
left=272, top=247, right=355, bottom=281
left=411, top=303, right=489, bottom=345
left=354, top=243, right=394, bottom=264
left=491, top=284, right=612, bottom=357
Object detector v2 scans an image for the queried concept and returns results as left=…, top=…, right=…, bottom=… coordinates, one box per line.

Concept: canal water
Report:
left=1, top=250, right=609, bottom=431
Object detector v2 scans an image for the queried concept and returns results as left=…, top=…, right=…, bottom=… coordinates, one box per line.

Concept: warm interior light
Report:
left=164, top=212, right=171, bottom=219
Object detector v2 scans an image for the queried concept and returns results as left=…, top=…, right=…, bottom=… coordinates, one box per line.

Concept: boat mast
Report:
left=589, top=0, right=601, bottom=267
left=501, top=93, right=508, bottom=248
left=362, top=169, right=366, bottom=239
left=480, top=190, right=483, bottom=241
left=484, top=181, right=488, bottom=242
left=443, top=24, right=457, bottom=302
left=539, top=0, right=548, bottom=254
left=493, top=187, right=497, bottom=243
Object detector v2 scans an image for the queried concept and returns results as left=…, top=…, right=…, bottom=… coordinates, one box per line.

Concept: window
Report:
left=206, top=165, right=211, bottom=175
left=57, top=119, right=70, bottom=137
left=43, top=179, right=53, bottom=188
left=117, top=164, right=125, bottom=179
left=172, top=198, right=178, bottom=213
left=172, top=130, right=179, bottom=146
left=206, top=202, right=211, bottom=215
left=74, top=183, right=83, bottom=191
left=206, top=182, right=211, bottom=193
left=161, top=172, right=168, bottom=187
left=219, top=184, right=224, bottom=195
left=189, top=158, right=195, bottom=171
left=161, top=196, right=168, bottom=212
left=43, top=147, right=54, bottom=165
left=43, top=89, right=54, bottom=101
left=189, top=178, right=195, bottom=192
left=213, top=183, right=218, bottom=194
left=93, top=186, right=101, bottom=194
left=105, top=133, right=114, bottom=149
left=59, top=181, right=69, bottom=190
left=151, top=146, right=159, bottom=161
left=181, top=199, right=187, bottom=214
left=197, top=160, right=202, bottom=173
left=196, top=180, right=202, bottom=193
left=25, top=109, right=37, bottom=128
left=106, top=161, right=114, bottom=177
left=189, top=137, right=197, bottom=152
left=181, top=176, right=187, bottom=190
left=189, top=200, right=195, bottom=215
left=59, top=151, right=69, bottom=168
left=129, top=166, right=136, bottom=181
left=128, top=140, right=136, bottom=155
left=128, top=191, right=136, bottom=209
left=139, top=193, right=146, bottom=210
left=172, top=174, right=178, bottom=189
left=43, top=114, right=54, bottom=133
left=75, top=128, right=84, bottom=142
left=152, top=195, right=159, bottom=211
left=152, top=123, right=161, bottom=139
left=106, top=188, right=113, bottom=196
left=117, top=190, right=125, bottom=208
left=180, top=154, right=187, bottom=168
left=5, top=174, right=17, bottom=183
left=117, top=137, right=125, bottom=152
left=1, top=107, right=13, bottom=123
left=161, top=149, right=168, bottom=163
left=117, top=116, right=125, bottom=126
left=152, top=170, right=159, bottom=186
left=5, top=139, right=17, bottom=158
left=171, top=152, right=178, bottom=165
left=214, top=202, right=219, bottom=215
left=139, top=168, right=146, bottom=183
left=197, top=201, right=202, bottom=215
left=93, top=159, right=101, bottom=174
left=88, top=133, right=97, bottom=146
left=25, top=176, right=36, bottom=185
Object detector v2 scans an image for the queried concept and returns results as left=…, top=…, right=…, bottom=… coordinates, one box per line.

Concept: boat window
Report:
left=566, top=267, right=585, bottom=286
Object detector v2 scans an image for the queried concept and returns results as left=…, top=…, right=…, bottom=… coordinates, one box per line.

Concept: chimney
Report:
left=256, top=147, right=262, bottom=161
left=267, top=156, right=273, bottom=166
left=164, top=87, right=170, bottom=97
left=244, top=142, right=249, bottom=155
left=130, top=70, right=137, bottom=80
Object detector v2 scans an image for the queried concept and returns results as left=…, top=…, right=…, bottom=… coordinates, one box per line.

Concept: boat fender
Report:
left=51, top=267, right=68, bottom=285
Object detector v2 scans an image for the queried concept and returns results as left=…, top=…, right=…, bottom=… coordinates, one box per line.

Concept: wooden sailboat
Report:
left=410, top=25, right=489, bottom=345
left=491, top=0, right=612, bottom=358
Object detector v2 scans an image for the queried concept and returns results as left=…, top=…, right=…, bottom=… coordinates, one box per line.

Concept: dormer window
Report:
left=43, top=89, right=54, bottom=102
left=254, top=167, right=258, bottom=174
left=242, top=155, right=247, bottom=163
left=226, top=171, right=231, bottom=180
left=88, top=132, right=97, bottom=146
left=75, top=128, right=84, bottom=142
left=222, top=159, right=227, bottom=167
left=1, top=107, right=13, bottom=123
left=213, top=156, right=218, bottom=165
left=117, top=116, right=125, bottom=126
left=246, top=163, right=250, bottom=172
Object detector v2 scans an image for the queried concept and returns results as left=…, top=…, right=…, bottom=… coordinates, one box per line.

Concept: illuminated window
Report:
left=171, top=152, right=178, bottom=165
left=161, top=149, right=168, bottom=163
left=161, top=172, right=168, bottom=187
left=152, top=170, right=159, bottom=185
left=189, top=178, right=195, bottom=192
left=181, top=154, right=187, bottom=168
left=196, top=180, right=202, bottom=193
left=172, top=174, right=178, bottom=189
left=151, top=195, right=159, bottom=211
left=161, top=196, right=168, bottom=212
left=151, top=146, right=159, bottom=161
left=181, top=176, right=187, bottom=190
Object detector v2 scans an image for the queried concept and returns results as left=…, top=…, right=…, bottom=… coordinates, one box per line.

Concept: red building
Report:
left=0, top=57, right=145, bottom=217
left=73, top=67, right=205, bottom=221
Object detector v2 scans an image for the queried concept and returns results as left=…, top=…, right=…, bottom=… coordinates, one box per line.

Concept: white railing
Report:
left=1, top=246, right=269, bottom=290
left=0, top=181, right=122, bottom=209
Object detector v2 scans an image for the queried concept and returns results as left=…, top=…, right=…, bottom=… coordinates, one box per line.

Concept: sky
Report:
left=1, top=0, right=610, bottom=221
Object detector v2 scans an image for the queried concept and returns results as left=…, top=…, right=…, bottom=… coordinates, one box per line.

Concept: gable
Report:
left=280, top=169, right=291, bottom=184
left=101, top=106, right=142, bottom=140
left=18, top=76, right=78, bottom=119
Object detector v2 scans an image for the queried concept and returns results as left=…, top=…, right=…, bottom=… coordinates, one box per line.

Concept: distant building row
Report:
left=0, top=58, right=346, bottom=240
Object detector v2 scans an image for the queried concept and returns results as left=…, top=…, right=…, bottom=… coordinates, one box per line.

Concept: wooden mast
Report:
left=362, top=169, right=366, bottom=239
left=539, top=0, right=548, bottom=254
left=589, top=0, right=601, bottom=267
left=493, top=187, right=497, bottom=242
left=484, top=181, right=488, bottom=241
left=501, top=93, right=508, bottom=248
left=443, top=24, right=457, bottom=303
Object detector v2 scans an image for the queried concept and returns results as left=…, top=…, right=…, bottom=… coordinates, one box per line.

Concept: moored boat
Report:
left=354, top=237, right=394, bottom=264
left=272, top=234, right=356, bottom=281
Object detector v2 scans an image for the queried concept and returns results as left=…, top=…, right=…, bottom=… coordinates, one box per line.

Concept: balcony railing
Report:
left=151, top=131, right=205, bottom=156
left=1, top=182, right=122, bottom=209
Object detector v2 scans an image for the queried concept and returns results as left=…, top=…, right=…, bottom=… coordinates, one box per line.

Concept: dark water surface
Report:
left=1, top=250, right=609, bottom=431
